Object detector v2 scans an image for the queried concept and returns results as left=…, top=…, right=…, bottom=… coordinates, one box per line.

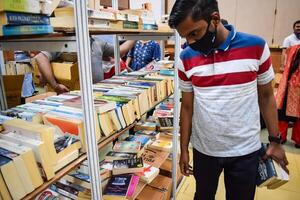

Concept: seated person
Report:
left=126, top=40, right=161, bottom=71
left=35, top=36, right=135, bottom=94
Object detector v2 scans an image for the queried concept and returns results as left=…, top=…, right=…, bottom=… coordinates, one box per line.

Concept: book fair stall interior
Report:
left=0, top=0, right=299, bottom=200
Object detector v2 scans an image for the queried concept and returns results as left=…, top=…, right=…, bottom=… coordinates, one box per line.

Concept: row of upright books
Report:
left=35, top=96, right=179, bottom=200
left=0, top=0, right=54, bottom=36
left=50, top=5, right=164, bottom=31
left=0, top=70, right=174, bottom=199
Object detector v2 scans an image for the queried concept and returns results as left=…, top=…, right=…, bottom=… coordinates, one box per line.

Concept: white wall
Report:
left=130, top=0, right=163, bottom=20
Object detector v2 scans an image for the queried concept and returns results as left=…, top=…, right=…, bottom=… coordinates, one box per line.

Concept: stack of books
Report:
left=0, top=0, right=53, bottom=36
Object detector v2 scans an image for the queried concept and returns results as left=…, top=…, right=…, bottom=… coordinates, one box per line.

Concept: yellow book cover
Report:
left=0, top=139, right=43, bottom=189
left=0, top=132, right=55, bottom=180
left=0, top=173, right=11, bottom=200
left=3, top=119, right=58, bottom=165
left=0, top=158, right=27, bottom=199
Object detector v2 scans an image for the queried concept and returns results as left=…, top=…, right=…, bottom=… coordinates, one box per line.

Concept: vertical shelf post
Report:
left=0, top=51, right=7, bottom=110
left=112, top=0, right=121, bottom=75
left=160, top=0, right=166, bottom=59
left=74, top=0, right=102, bottom=199
left=172, top=31, right=181, bottom=200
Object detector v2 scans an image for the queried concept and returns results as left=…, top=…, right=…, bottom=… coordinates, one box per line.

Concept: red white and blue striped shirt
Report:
left=179, top=25, right=274, bottom=157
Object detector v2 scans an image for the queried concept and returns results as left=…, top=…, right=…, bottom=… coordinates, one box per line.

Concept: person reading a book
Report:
left=168, top=0, right=289, bottom=199
left=126, top=40, right=161, bottom=71
left=281, top=20, right=300, bottom=72
left=276, top=44, right=300, bottom=148
left=34, top=36, right=135, bottom=94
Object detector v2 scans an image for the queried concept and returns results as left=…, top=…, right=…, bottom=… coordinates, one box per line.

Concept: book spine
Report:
left=4, top=12, right=50, bottom=25
left=2, top=25, right=53, bottom=36
left=0, top=0, right=40, bottom=14
left=126, top=175, right=139, bottom=197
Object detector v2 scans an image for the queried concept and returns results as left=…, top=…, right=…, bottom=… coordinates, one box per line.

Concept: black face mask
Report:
left=294, top=32, right=300, bottom=40
left=189, top=24, right=216, bottom=55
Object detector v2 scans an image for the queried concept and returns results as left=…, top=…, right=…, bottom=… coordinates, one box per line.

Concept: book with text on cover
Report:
left=256, top=143, right=289, bottom=189
left=112, top=157, right=144, bottom=175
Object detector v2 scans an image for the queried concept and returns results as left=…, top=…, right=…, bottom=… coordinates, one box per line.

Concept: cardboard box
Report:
left=51, top=62, right=79, bottom=82
left=136, top=175, right=172, bottom=200
left=2, top=75, right=24, bottom=108
left=160, top=159, right=183, bottom=185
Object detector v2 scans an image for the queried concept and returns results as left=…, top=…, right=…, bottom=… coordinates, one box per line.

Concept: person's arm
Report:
left=281, top=38, right=289, bottom=72
left=180, top=91, right=194, bottom=177
left=258, top=82, right=289, bottom=173
left=102, top=40, right=136, bottom=58
left=120, top=41, right=136, bottom=57
left=281, top=48, right=287, bottom=72
left=35, top=52, right=69, bottom=94
left=125, top=57, right=133, bottom=72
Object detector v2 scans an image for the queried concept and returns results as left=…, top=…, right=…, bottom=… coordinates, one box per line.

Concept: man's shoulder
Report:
left=180, top=46, right=200, bottom=61
left=233, top=31, right=266, bottom=48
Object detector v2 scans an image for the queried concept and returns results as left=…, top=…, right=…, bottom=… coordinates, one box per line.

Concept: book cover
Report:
left=142, top=149, right=170, bottom=168
left=51, top=181, right=79, bottom=199
left=134, top=121, right=157, bottom=131
left=104, top=174, right=132, bottom=196
left=0, top=131, right=55, bottom=180
left=149, top=139, right=172, bottom=152
left=0, top=12, right=50, bottom=25
left=126, top=175, right=140, bottom=198
left=135, top=130, right=160, bottom=139
left=0, top=0, right=40, bottom=14
left=256, top=144, right=279, bottom=187
left=135, top=163, right=159, bottom=184
left=125, top=135, right=152, bottom=148
left=112, top=158, right=144, bottom=175
left=113, top=141, right=141, bottom=153
left=0, top=25, right=53, bottom=36
left=0, top=139, right=44, bottom=188
left=0, top=155, right=27, bottom=199
left=105, top=151, right=137, bottom=162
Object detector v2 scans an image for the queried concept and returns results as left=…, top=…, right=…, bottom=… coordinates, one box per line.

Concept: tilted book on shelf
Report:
left=0, top=131, right=55, bottom=180
left=113, top=141, right=141, bottom=154
left=0, top=155, right=26, bottom=199
left=0, top=139, right=43, bottom=189
left=112, top=157, right=144, bottom=175
left=105, top=151, right=138, bottom=162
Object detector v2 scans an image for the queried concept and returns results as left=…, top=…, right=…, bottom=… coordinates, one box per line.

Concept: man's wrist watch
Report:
left=268, top=134, right=282, bottom=144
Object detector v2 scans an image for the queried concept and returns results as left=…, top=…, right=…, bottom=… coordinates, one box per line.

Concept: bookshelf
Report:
left=22, top=122, right=137, bottom=200
left=0, top=0, right=181, bottom=199
left=20, top=90, right=174, bottom=200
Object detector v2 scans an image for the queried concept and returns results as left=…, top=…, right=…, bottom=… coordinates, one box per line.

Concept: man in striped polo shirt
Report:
left=169, top=0, right=289, bottom=199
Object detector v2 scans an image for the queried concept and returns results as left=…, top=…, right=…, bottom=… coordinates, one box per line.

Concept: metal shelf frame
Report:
left=0, top=0, right=181, bottom=199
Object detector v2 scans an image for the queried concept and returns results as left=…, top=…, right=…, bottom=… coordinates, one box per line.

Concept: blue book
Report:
left=0, top=24, right=53, bottom=36
left=104, top=174, right=132, bottom=196
left=0, top=12, right=50, bottom=25
left=125, top=135, right=151, bottom=148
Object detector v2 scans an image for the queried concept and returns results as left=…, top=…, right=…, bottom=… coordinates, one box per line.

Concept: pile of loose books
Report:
left=0, top=0, right=53, bottom=36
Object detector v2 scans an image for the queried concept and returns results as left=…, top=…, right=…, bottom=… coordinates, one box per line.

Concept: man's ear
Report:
left=211, top=12, right=221, bottom=26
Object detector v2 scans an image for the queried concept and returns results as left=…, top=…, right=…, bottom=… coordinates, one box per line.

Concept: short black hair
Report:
left=294, top=20, right=300, bottom=28
left=168, top=0, right=219, bottom=28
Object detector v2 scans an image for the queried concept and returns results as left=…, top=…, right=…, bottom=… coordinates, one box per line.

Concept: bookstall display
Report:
left=0, top=0, right=182, bottom=199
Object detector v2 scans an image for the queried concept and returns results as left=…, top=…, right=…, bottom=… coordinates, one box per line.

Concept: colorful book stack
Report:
left=0, top=0, right=53, bottom=36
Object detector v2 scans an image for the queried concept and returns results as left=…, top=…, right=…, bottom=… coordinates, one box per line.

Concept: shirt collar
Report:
left=217, top=25, right=236, bottom=51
